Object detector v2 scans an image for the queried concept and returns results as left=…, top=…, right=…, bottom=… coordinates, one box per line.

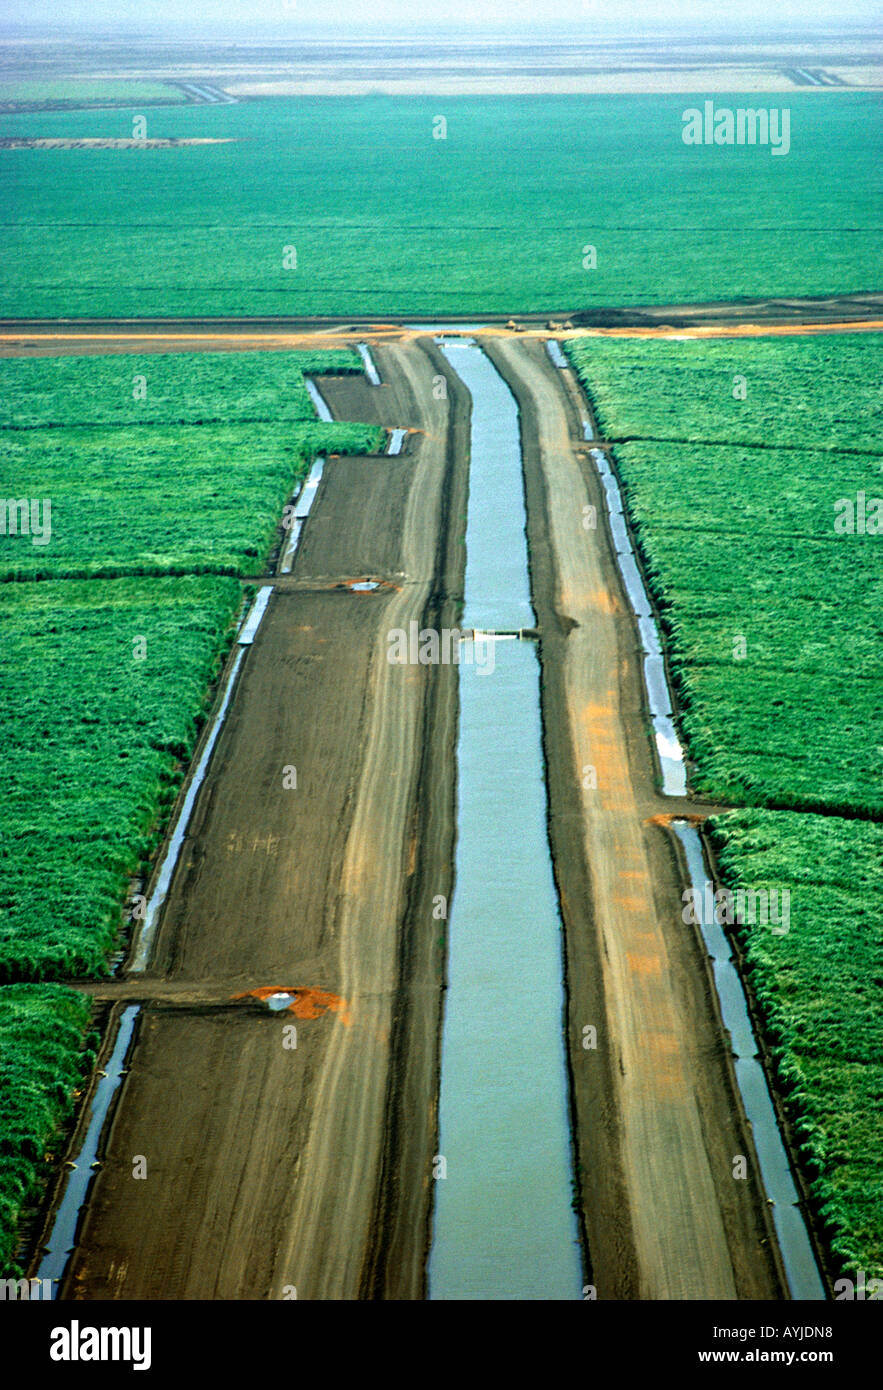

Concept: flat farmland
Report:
left=0, top=93, right=879, bottom=317
left=0, top=574, right=242, bottom=982
left=710, top=809, right=883, bottom=1280
left=567, top=335, right=883, bottom=814
left=567, top=330, right=883, bottom=1280
left=1, top=33, right=880, bottom=1314
left=0, top=986, right=95, bottom=1273
left=0, top=350, right=381, bottom=579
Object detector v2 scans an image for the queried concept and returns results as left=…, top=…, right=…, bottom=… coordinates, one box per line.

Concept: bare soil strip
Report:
left=1, top=294, right=880, bottom=358
left=46, top=340, right=468, bottom=1300
left=485, top=336, right=786, bottom=1299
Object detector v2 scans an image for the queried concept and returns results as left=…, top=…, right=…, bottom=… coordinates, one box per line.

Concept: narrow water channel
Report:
left=428, top=339, right=582, bottom=1300
left=37, top=1005, right=140, bottom=1296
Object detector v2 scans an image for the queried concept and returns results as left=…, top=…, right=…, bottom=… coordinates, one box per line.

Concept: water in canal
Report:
left=427, top=339, right=582, bottom=1300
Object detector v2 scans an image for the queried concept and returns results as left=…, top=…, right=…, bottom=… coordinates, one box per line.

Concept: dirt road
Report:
left=1, top=293, right=881, bottom=360
left=485, top=337, right=785, bottom=1299
left=52, top=339, right=470, bottom=1300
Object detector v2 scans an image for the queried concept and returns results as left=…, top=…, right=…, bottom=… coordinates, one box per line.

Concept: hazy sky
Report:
left=1, top=0, right=880, bottom=33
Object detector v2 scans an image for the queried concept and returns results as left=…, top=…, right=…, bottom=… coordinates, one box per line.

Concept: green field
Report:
left=568, top=336, right=883, bottom=814
left=0, top=80, right=185, bottom=106
left=710, top=810, right=883, bottom=1280
left=0, top=575, right=243, bottom=981
left=570, top=333, right=882, bottom=454
left=0, top=351, right=382, bottom=579
left=0, top=985, right=94, bottom=1275
left=568, top=331, right=883, bottom=1279
left=0, top=348, right=364, bottom=426
left=0, top=93, right=879, bottom=316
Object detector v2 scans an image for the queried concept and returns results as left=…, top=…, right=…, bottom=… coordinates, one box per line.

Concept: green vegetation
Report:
left=0, top=349, right=364, bottom=427
left=605, top=439, right=882, bottom=814
left=567, top=336, right=883, bottom=814
left=0, top=79, right=185, bottom=107
left=0, top=93, right=879, bottom=316
left=568, top=331, right=883, bottom=1280
left=0, top=984, right=93, bottom=1275
left=0, top=575, right=242, bottom=980
left=568, top=333, right=882, bottom=455
left=0, top=351, right=382, bottom=580
left=0, top=422, right=375, bottom=580
left=710, top=810, right=883, bottom=1280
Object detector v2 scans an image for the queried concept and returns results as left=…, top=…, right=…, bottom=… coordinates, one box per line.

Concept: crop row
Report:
left=568, top=333, right=883, bottom=457
left=611, top=440, right=883, bottom=815
left=0, top=575, right=243, bottom=981
left=0, top=986, right=95, bottom=1276
left=0, top=350, right=382, bottom=581
left=0, top=419, right=379, bottom=581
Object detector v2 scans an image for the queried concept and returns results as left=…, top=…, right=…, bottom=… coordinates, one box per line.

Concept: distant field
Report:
left=711, top=810, right=883, bottom=1280
left=0, top=94, right=879, bottom=316
left=0, top=350, right=381, bottom=579
left=0, top=79, right=184, bottom=105
left=568, top=331, right=883, bottom=1282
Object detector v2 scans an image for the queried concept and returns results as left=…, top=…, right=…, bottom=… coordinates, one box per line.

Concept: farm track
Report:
left=0, top=293, right=881, bottom=359
left=46, top=340, right=469, bottom=1300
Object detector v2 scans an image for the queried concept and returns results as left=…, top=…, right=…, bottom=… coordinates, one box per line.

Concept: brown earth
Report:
left=1, top=294, right=881, bottom=360
left=47, top=338, right=471, bottom=1300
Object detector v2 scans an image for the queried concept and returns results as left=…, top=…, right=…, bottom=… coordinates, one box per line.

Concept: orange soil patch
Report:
left=231, top=985, right=352, bottom=1025
left=625, top=952, right=663, bottom=977
left=645, top=812, right=706, bottom=827
left=586, top=587, right=618, bottom=615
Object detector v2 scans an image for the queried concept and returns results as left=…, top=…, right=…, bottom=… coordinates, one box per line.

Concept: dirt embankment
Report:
left=1, top=293, right=881, bottom=359
left=44, top=338, right=469, bottom=1301
left=485, top=336, right=786, bottom=1299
